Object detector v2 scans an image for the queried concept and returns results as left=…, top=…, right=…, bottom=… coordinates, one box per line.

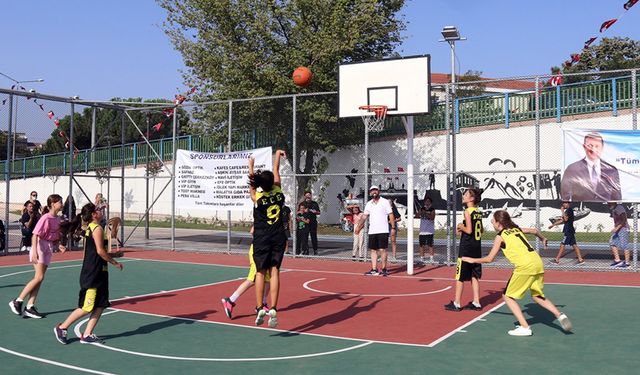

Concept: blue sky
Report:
left=1, top=0, right=639, bottom=101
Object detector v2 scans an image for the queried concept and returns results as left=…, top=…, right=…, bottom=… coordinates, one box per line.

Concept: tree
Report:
left=454, top=70, right=487, bottom=98
left=159, top=0, right=406, bottom=199
left=551, top=37, right=640, bottom=84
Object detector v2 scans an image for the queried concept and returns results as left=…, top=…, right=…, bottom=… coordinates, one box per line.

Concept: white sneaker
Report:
left=255, top=308, right=266, bottom=326
left=508, top=326, right=532, bottom=336
left=267, top=308, right=278, bottom=328
left=21, top=246, right=27, bottom=251
left=26, top=247, right=32, bottom=252
left=557, top=313, right=572, bottom=332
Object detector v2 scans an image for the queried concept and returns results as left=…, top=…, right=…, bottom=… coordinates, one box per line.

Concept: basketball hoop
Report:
left=359, top=105, right=388, bottom=132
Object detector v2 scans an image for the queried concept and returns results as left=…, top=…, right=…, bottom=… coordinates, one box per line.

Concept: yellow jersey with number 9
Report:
left=253, top=186, right=285, bottom=236
left=499, top=227, right=544, bottom=275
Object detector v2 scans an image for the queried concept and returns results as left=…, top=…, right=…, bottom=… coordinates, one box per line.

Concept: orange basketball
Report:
left=292, top=66, right=313, bottom=87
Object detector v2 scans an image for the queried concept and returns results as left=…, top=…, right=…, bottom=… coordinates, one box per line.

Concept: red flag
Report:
left=190, top=86, right=197, bottom=93
left=550, top=74, right=562, bottom=87
left=600, top=19, right=617, bottom=32
left=563, top=60, right=573, bottom=69
left=584, top=37, right=597, bottom=48
left=59, top=130, right=66, bottom=137
left=624, top=0, right=638, bottom=10
left=54, top=119, right=60, bottom=127
left=48, top=111, right=54, bottom=119
left=570, top=53, right=581, bottom=64
left=384, top=167, right=391, bottom=173
left=153, top=122, right=162, bottom=131
left=397, top=166, right=405, bottom=172
left=163, top=108, right=174, bottom=117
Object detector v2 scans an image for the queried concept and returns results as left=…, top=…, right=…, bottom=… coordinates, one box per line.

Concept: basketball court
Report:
left=2, top=249, right=639, bottom=374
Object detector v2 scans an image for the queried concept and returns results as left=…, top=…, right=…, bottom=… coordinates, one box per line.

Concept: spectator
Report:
left=417, top=197, right=436, bottom=263
left=302, top=191, right=321, bottom=255
left=355, top=186, right=395, bottom=277
left=20, top=202, right=41, bottom=252
left=429, top=170, right=436, bottom=190
left=62, top=195, right=76, bottom=221
left=346, top=204, right=365, bottom=261
left=548, top=201, right=584, bottom=264
left=24, top=191, right=42, bottom=215
left=94, top=193, right=108, bottom=228
left=608, top=202, right=630, bottom=268
left=295, top=203, right=311, bottom=255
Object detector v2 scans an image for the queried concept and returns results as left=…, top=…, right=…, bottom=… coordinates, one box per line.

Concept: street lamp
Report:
left=0, top=72, right=45, bottom=159
left=439, top=26, right=465, bottom=262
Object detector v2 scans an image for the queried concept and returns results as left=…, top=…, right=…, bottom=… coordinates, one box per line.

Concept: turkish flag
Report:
left=599, top=19, right=617, bottom=33
left=397, top=166, right=405, bottom=172
left=549, top=75, right=562, bottom=87
left=48, top=111, right=54, bottom=119
left=624, top=0, right=638, bottom=10
left=384, top=167, right=391, bottom=173
left=584, top=37, right=597, bottom=48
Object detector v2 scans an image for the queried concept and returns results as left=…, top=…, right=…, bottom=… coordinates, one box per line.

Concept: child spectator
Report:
left=9, top=194, right=66, bottom=319
left=296, top=203, right=311, bottom=255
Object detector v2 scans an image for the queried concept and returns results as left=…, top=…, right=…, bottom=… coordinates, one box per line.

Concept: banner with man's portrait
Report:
left=562, top=129, right=640, bottom=202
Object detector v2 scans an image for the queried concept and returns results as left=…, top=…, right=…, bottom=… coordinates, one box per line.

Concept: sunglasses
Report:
left=31, top=194, right=37, bottom=197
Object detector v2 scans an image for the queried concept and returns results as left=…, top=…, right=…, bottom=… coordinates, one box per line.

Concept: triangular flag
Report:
left=584, top=37, right=597, bottom=48
left=600, top=19, right=617, bottom=33
left=624, top=0, right=638, bottom=10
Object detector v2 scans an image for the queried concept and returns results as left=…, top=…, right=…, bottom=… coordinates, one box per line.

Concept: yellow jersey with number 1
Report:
left=499, top=227, right=544, bottom=275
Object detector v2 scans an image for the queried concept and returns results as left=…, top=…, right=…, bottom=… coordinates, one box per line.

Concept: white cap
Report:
left=369, top=185, right=379, bottom=191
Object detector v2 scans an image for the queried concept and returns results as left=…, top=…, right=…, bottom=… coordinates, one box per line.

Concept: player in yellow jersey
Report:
left=445, top=187, right=483, bottom=312
left=248, top=149, right=286, bottom=328
left=462, top=210, right=573, bottom=336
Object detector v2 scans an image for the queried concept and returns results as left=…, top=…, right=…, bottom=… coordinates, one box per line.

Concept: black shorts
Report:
left=252, top=232, right=287, bottom=270
left=455, top=258, right=482, bottom=282
left=561, top=233, right=576, bottom=246
left=368, top=233, right=389, bottom=250
left=78, top=285, right=110, bottom=313
left=419, top=234, right=434, bottom=247
left=284, top=229, right=291, bottom=239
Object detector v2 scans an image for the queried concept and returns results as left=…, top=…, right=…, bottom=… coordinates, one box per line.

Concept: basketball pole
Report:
left=402, top=116, right=415, bottom=275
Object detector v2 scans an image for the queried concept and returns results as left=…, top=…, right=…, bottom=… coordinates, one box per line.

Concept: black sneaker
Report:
left=9, top=299, right=23, bottom=316
left=364, top=269, right=379, bottom=276
left=80, top=334, right=104, bottom=344
left=24, top=306, right=44, bottom=319
left=444, top=301, right=462, bottom=312
left=380, top=268, right=389, bottom=277
left=54, top=325, right=68, bottom=345
left=464, top=302, right=482, bottom=311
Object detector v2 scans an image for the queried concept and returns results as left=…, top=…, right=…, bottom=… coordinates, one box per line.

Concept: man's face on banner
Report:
left=583, top=136, right=603, bottom=162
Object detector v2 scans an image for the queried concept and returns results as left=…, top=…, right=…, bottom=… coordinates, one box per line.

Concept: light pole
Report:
left=439, top=26, right=465, bottom=261
left=0, top=72, right=45, bottom=160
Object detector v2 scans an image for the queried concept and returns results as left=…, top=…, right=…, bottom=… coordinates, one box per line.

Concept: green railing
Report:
left=2, top=75, right=637, bottom=180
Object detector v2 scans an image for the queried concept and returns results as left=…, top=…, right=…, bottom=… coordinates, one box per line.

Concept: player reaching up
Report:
left=462, top=210, right=572, bottom=336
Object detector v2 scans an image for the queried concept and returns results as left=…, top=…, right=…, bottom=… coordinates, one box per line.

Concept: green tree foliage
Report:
left=453, top=70, right=487, bottom=98
left=36, top=99, right=189, bottom=156
left=552, top=37, right=640, bottom=83
left=159, top=0, right=406, bottom=198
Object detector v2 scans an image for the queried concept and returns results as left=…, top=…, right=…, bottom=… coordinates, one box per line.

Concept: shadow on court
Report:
left=101, top=309, right=216, bottom=340
left=282, top=297, right=388, bottom=334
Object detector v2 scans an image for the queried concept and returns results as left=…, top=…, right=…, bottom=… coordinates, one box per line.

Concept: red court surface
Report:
left=3, top=248, right=639, bottom=347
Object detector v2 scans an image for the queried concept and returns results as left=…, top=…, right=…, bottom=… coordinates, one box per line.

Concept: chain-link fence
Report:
left=1, top=69, right=638, bottom=273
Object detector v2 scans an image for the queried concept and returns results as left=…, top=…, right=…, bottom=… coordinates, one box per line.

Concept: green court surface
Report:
left=1, top=257, right=638, bottom=374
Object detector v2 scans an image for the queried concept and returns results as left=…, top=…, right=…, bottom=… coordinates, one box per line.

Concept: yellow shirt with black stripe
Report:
left=499, top=227, right=544, bottom=275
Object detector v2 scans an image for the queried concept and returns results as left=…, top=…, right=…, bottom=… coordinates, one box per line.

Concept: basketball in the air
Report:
left=292, top=66, right=313, bottom=87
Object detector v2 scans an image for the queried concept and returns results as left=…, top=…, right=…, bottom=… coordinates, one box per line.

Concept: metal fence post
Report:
left=505, top=92, right=510, bottom=129
left=556, top=84, right=561, bottom=123
left=4, top=94, right=13, bottom=254
left=535, top=77, right=541, bottom=245
left=444, top=84, right=451, bottom=264
left=612, top=77, right=617, bottom=116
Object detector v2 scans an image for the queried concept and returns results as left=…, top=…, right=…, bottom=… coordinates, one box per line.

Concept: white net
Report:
left=359, top=105, right=388, bottom=132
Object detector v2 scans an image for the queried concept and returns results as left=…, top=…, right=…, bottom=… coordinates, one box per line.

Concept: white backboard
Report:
left=338, top=55, right=431, bottom=118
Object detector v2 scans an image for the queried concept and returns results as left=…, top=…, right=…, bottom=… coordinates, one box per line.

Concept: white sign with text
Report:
left=175, top=147, right=272, bottom=210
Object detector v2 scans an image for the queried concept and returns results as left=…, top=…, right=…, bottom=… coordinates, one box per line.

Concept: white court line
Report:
left=0, top=260, right=138, bottom=279
left=303, top=278, right=451, bottom=297
left=0, top=346, right=116, bottom=375
left=73, top=310, right=374, bottom=362
left=426, top=302, right=506, bottom=347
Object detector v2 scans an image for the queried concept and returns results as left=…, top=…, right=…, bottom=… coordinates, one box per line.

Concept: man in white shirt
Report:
left=355, top=186, right=395, bottom=277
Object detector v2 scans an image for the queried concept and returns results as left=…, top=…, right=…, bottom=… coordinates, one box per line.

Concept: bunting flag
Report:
left=624, top=0, right=638, bottom=10
left=144, top=86, right=197, bottom=136
left=584, top=37, right=598, bottom=48
left=599, top=19, right=617, bottom=32
left=397, top=166, right=405, bottom=172
left=48, top=111, right=54, bottom=119
left=556, top=1, right=637, bottom=82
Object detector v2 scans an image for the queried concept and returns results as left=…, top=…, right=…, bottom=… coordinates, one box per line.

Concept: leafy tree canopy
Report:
left=159, top=0, right=406, bottom=197
left=552, top=37, right=640, bottom=83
